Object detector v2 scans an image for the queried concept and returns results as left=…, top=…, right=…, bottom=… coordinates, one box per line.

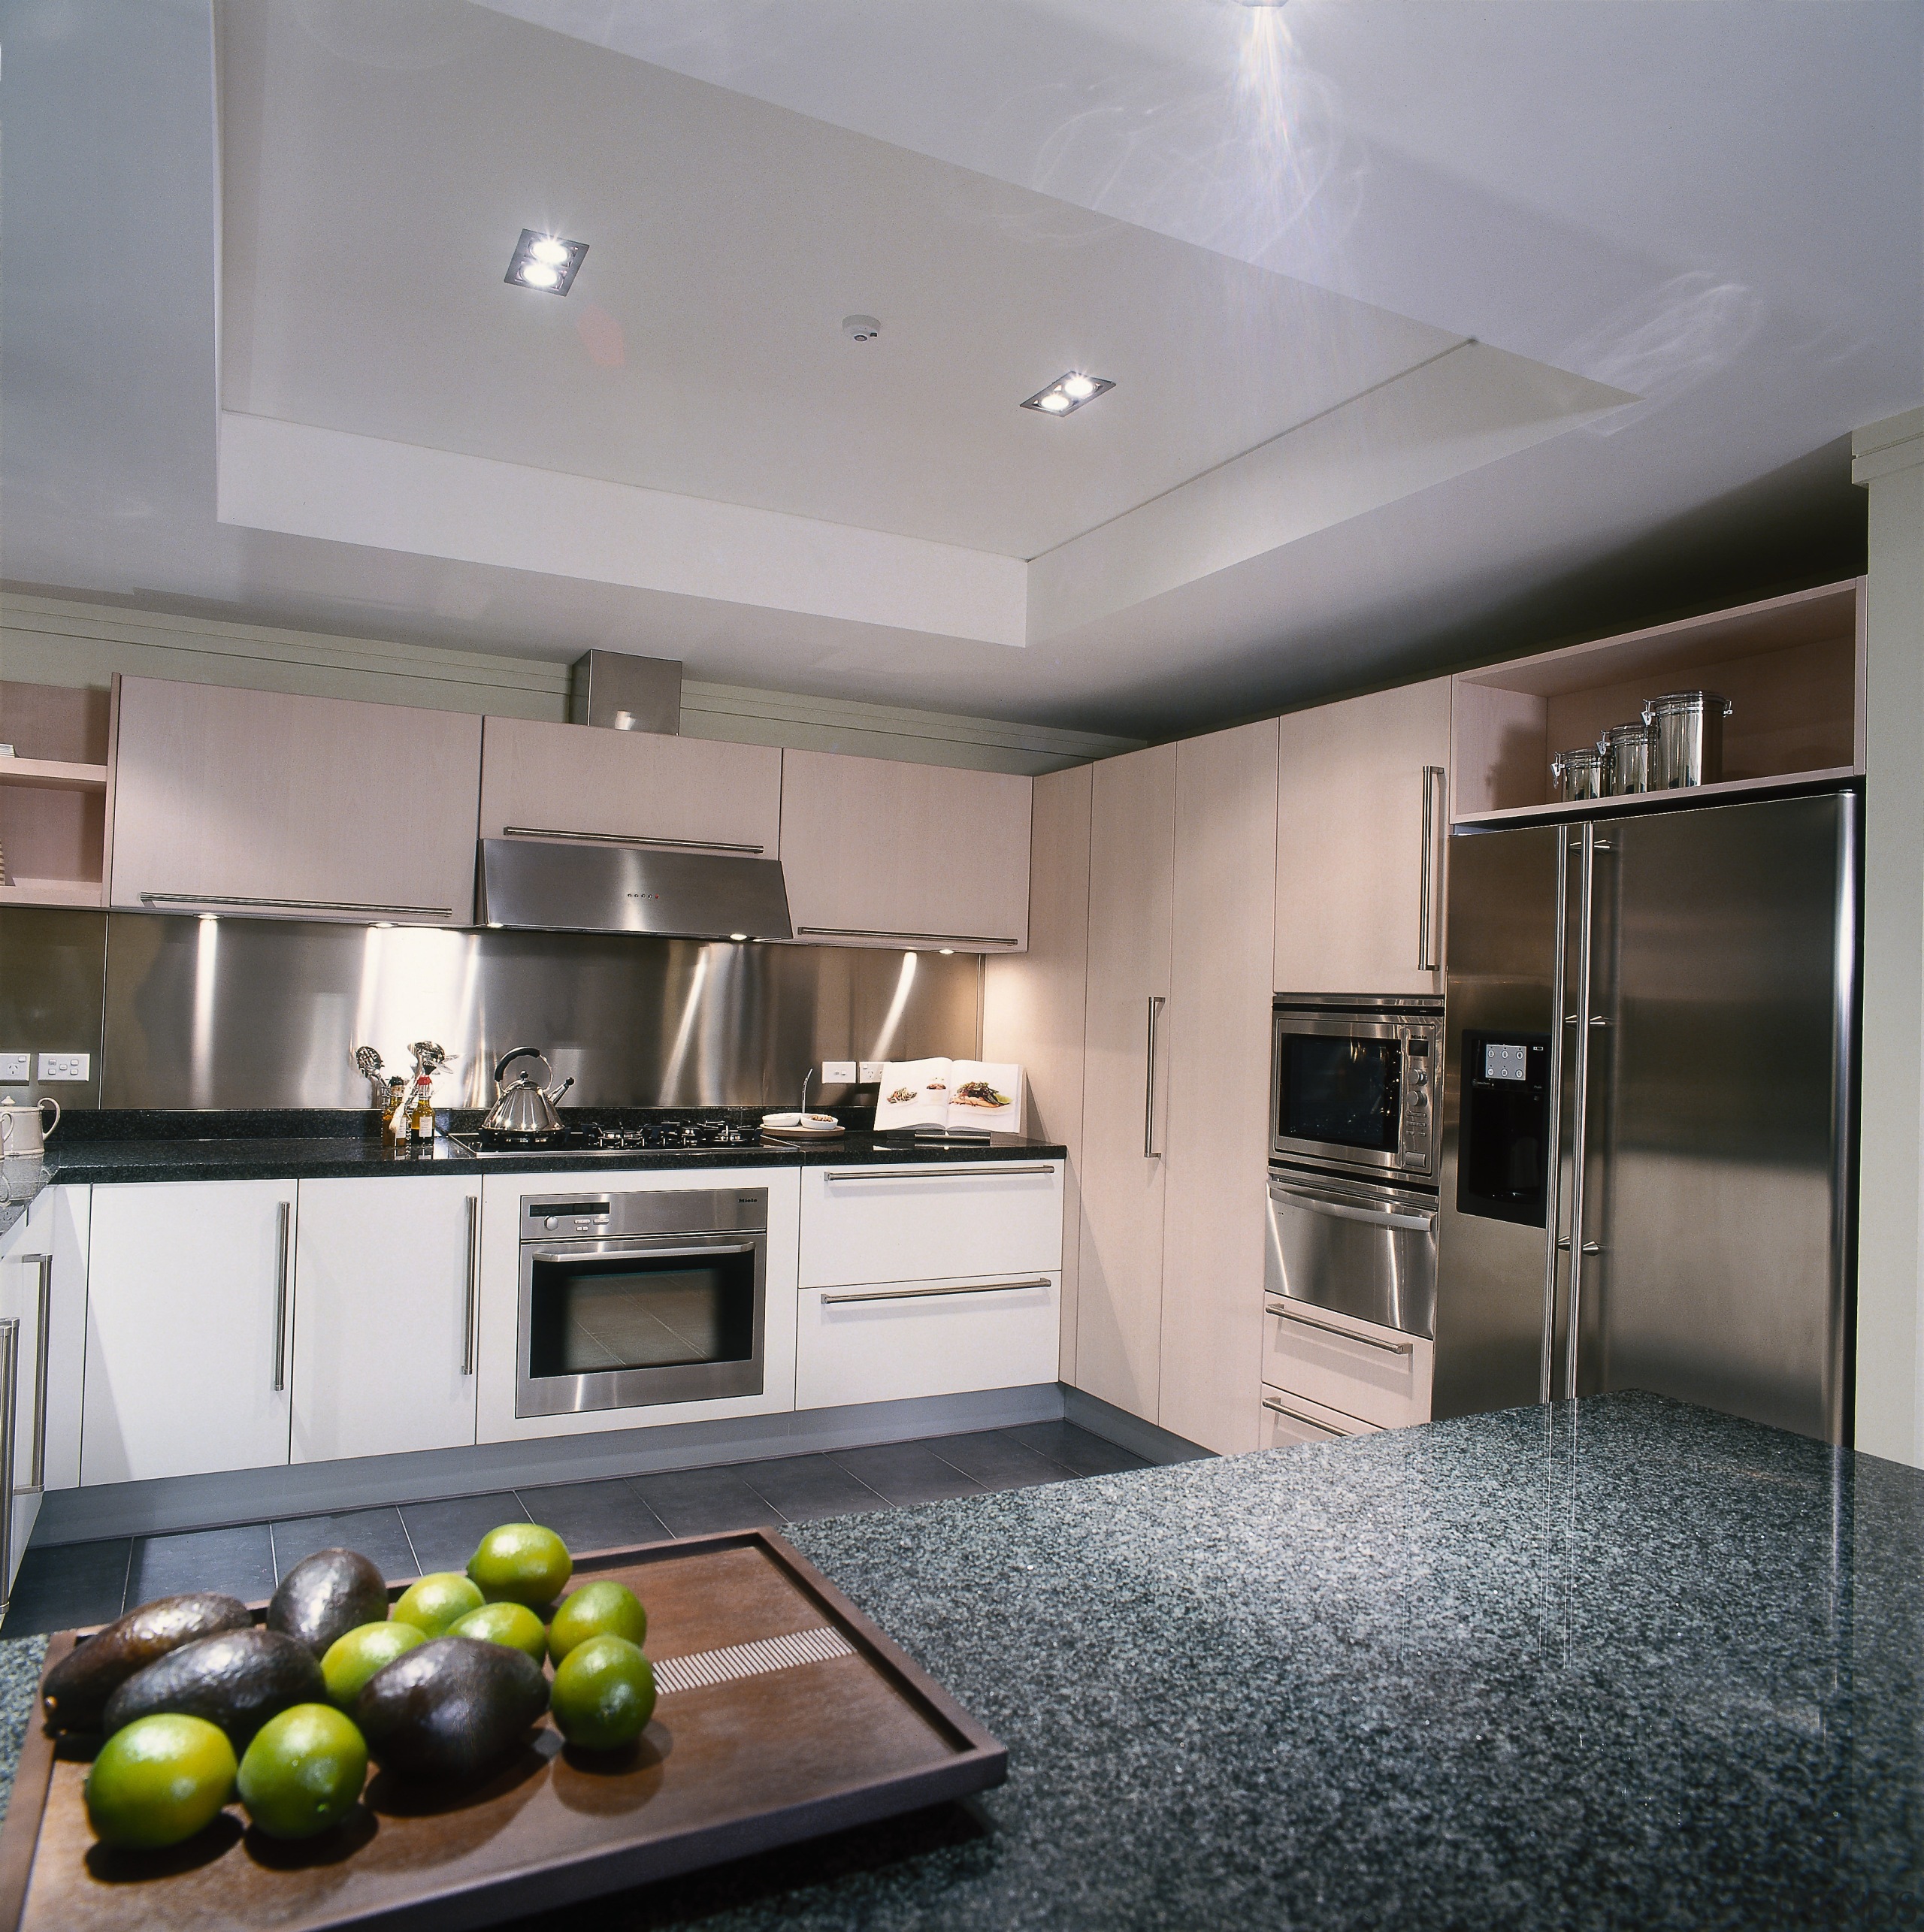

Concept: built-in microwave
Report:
left=1270, top=996, right=1443, bottom=1182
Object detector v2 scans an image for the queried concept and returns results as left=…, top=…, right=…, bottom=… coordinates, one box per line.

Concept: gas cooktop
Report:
left=447, top=1119, right=766, bottom=1158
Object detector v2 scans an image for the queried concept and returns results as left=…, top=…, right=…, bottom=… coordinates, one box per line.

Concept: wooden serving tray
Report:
left=0, top=1530, right=1005, bottom=1932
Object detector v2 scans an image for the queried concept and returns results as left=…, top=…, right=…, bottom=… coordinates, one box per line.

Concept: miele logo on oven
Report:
left=625, top=890, right=661, bottom=901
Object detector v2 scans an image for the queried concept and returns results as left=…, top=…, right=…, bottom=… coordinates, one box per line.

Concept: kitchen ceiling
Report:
left=2, top=0, right=1916, bottom=737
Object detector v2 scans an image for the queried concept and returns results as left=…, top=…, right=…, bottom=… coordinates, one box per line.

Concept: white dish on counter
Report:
left=761, top=1112, right=846, bottom=1138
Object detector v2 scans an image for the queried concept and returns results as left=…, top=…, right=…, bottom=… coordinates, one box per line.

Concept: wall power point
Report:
left=0, top=1054, right=29, bottom=1084
left=38, top=1054, right=90, bottom=1082
left=858, top=1061, right=885, bottom=1083
left=821, top=1061, right=858, bottom=1085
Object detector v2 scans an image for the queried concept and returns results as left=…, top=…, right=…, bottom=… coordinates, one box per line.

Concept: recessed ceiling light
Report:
left=1021, top=372, right=1115, bottom=417
left=505, top=228, right=587, bottom=296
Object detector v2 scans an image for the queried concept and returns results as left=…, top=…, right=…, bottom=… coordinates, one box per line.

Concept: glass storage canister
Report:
left=1599, top=720, right=1652, bottom=796
left=1550, top=745, right=1608, bottom=802
left=1642, top=690, right=1732, bottom=791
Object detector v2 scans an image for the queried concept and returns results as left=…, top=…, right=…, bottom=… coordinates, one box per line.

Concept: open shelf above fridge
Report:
left=1449, top=579, right=1865, bottom=827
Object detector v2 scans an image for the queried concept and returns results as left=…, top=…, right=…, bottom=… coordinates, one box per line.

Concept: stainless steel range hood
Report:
left=479, top=838, right=793, bottom=942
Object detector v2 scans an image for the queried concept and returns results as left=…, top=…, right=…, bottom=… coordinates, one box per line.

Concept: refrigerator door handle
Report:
left=1538, top=831, right=1572, bottom=1403
left=1561, top=824, right=1600, bottom=1401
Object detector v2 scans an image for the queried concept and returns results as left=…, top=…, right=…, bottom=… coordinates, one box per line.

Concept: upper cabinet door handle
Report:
left=1144, top=994, right=1166, bottom=1160
left=501, top=827, right=764, bottom=854
left=141, top=893, right=452, bottom=918
left=1417, top=766, right=1446, bottom=971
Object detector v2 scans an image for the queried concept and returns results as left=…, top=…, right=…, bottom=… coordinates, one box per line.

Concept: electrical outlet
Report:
left=820, top=1061, right=858, bottom=1085
left=0, top=1054, right=29, bottom=1084
left=858, top=1061, right=885, bottom=1083
left=37, top=1053, right=90, bottom=1082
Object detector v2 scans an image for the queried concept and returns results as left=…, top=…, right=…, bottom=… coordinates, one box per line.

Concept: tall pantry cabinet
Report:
left=1068, top=721, right=1281, bottom=1456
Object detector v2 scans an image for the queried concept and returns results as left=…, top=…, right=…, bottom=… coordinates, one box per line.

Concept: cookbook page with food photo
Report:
left=873, top=1058, right=1024, bottom=1133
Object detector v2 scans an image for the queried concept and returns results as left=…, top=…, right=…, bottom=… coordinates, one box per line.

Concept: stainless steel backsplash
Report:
left=74, top=912, right=981, bottom=1110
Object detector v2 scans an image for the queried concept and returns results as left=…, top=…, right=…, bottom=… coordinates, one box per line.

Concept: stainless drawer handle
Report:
left=1269, top=1184, right=1435, bottom=1233
left=503, top=826, right=764, bottom=855
left=821, top=1277, right=1052, bottom=1305
left=1266, top=1300, right=1415, bottom=1355
left=272, top=1201, right=292, bottom=1392
left=796, top=927, right=1019, bottom=947
left=821, top=1165, right=1056, bottom=1182
left=1261, top=1394, right=1346, bottom=1438
left=20, top=1255, right=50, bottom=1492
left=461, top=1196, right=480, bottom=1376
left=141, top=893, right=452, bottom=918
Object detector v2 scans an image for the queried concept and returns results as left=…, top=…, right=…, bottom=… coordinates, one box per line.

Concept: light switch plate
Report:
left=821, top=1061, right=858, bottom=1085
left=0, top=1054, right=29, bottom=1084
left=37, top=1053, right=90, bottom=1082
left=858, top=1061, right=885, bottom=1083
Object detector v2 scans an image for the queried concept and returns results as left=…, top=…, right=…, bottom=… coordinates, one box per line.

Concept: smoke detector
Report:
left=842, top=314, right=882, bottom=342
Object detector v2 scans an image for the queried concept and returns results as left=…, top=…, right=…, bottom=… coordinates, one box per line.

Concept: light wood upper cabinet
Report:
left=109, top=677, right=481, bottom=924
left=779, top=749, right=1031, bottom=952
left=1274, top=676, right=1451, bottom=996
left=1158, top=719, right=1280, bottom=1456
left=1074, top=743, right=1175, bottom=1423
left=479, top=718, right=782, bottom=857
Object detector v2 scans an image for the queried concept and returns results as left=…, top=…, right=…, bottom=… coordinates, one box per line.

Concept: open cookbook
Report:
left=873, top=1058, right=1024, bottom=1135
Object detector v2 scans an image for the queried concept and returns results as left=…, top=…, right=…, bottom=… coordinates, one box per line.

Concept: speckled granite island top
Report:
left=1, top=1395, right=1915, bottom=1930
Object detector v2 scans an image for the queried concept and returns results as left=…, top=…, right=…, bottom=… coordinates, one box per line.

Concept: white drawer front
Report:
left=1260, top=1298, right=1433, bottom=1431
left=797, top=1271, right=1060, bottom=1409
left=799, top=1162, right=1063, bottom=1289
left=1259, top=1382, right=1383, bottom=1449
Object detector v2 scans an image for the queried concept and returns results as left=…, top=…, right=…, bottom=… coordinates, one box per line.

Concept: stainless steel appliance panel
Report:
left=101, top=915, right=980, bottom=1109
left=479, top=838, right=792, bottom=941
left=1269, top=999, right=1441, bottom=1181
left=1434, top=824, right=1564, bottom=1420
left=1266, top=1169, right=1438, bottom=1338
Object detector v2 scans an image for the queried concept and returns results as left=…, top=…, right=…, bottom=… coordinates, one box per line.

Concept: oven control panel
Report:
left=520, top=1189, right=768, bottom=1241
left=1398, top=1020, right=1443, bottom=1174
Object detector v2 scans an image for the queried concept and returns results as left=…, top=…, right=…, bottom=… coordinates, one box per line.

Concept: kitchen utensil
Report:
left=481, top=1047, right=575, bottom=1142
left=1599, top=721, right=1652, bottom=796
left=1642, top=691, right=1732, bottom=790
left=1550, top=746, right=1607, bottom=802
left=0, top=1097, right=60, bottom=1159
left=353, top=1045, right=386, bottom=1104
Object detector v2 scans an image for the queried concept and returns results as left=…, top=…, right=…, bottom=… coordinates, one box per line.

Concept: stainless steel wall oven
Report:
left=516, top=1187, right=767, bottom=1419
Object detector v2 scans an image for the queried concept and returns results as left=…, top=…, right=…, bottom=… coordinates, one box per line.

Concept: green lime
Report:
left=237, top=1703, right=368, bottom=1840
left=392, top=1572, right=483, bottom=1636
left=549, top=1634, right=655, bottom=1751
left=84, top=1712, right=237, bottom=1851
left=321, top=1620, right=425, bottom=1709
left=467, top=1523, right=572, bottom=1609
left=548, top=1579, right=647, bottom=1664
left=449, top=1601, right=549, bottom=1665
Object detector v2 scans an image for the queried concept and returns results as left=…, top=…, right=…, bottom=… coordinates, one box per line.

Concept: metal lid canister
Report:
left=1550, top=745, right=1608, bottom=802
left=1599, top=720, right=1652, bottom=796
left=1641, top=691, right=1733, bottom=790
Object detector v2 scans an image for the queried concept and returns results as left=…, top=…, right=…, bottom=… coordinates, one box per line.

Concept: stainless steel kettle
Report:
left=482, top=1047, right=575, bottom=1139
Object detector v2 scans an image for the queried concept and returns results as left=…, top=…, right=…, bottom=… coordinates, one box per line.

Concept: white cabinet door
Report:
left=1274, top=677, right=1452, bottom=996
left=798, top=1161, right=1063, bottom=1290
left=1258, top=1383, right=1383, bottom=1449
left=0, top=1184, right=87, bottom=1500
left=291, top=1178, right=479, bottom=1464
left=109, top=677, right=481, bottom=924
left=478, top=718, right=782, bottom=857
left=796, top=1273, right=1060, bottom=1409
left=779, top=749, right=1032, bottom=952
left=1158, top=721, right=1279, bottom=1456
left=0, top=1208, right=53, bottom=1595
left=1261, top=1299, right=1432, bottom=1431
left=83, top=1181, right=295, bottom=1484
left=1075, top=744, right=1175, bottom=1423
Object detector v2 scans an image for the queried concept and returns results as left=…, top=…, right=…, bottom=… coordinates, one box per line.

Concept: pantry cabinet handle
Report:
left=1417, top=765, right=1446, bottom=971
left=1265, top=1299, right=1415, bottom=1355
left=0, top=1319, right=16, bottom=1613
left=503, top=826, right=764, bottom=854
left=821, top=1277, right=1052, bottom=1305
left=796, top=927, right=1019, bottom=947
left=1144, top=995, right=1166, bottom=1159
left=821, top=1165, right=1056, bottom=1181
left=1261, top=1393, right=1346, bottom=1438
left=19, top=1256, right=50, bottom=1492
left=271, top=1202, right=291, bottom=1393
left=461, top=1196, right=480, bottom=1376
left=141, top=893, right=452, bottom=918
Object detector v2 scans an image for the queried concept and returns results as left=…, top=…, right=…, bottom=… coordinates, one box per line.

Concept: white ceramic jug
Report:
left=0, top=1097, right=59, bottom=1158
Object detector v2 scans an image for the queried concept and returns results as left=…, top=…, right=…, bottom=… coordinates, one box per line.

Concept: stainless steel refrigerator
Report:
left=1435, top=789, right=1857, bottom=1443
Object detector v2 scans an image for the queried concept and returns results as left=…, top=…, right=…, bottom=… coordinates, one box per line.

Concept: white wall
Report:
left=1855, top=407, right=1924, bottom=1465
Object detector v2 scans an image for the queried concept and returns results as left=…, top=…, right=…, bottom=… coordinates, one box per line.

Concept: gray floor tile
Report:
left=830, top=1441, right=986, bottom=1506
left=630, top=1465, right=785, bottom=1538
left=271, top=1507, right=419, bottom=1586
left=1003, top=1420, right=1154, bottom=1477
left=2, top=1538, right=132, bottom=1637
left=737, top=1455, right=889, bottom=1522
left=398, top=1491, right=529, bottom=1574
left=127, top=1522, right=276, bottom=1610
left=515, top=1479, right=673, bottom=1554
left=920, top=1429, right=1082, bottom=1492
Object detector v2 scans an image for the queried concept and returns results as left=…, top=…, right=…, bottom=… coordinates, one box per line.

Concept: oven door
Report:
left=1271, top=1012, right=1412, bottom=1176
left=516, top=1229, right=767, bottom=1418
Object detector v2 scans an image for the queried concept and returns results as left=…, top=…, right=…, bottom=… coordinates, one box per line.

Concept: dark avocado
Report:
left=41, top=1592, right=252, bottom=1733
left=101, top=1625, right=325, bottom=1745
left=267, top=1547, right=390, bottom=1656
left=355, top=1635, right=549, bottom=1785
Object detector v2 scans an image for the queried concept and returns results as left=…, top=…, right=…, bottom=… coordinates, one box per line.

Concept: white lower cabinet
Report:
left=1258, top=1383, right=1384, bottom=1449
left=292, top=1178, right=480, bottom=1464
left=796, top=1272, right=1061, bottom=1409
left=799, top=1160, right=1064, bottom=1289
left=1260, top=1298, right=1433, bottom=1432
left=83, top=1180, right=297, bottom=1485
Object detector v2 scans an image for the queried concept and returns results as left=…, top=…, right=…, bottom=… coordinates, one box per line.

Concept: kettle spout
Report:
left=546, top=1075, right=576, bottom=1106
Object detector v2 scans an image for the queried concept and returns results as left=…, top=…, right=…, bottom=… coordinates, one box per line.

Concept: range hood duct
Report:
left=479, top=838, right=793, bottom=942
left=570, top=649, right=682, bottom=734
